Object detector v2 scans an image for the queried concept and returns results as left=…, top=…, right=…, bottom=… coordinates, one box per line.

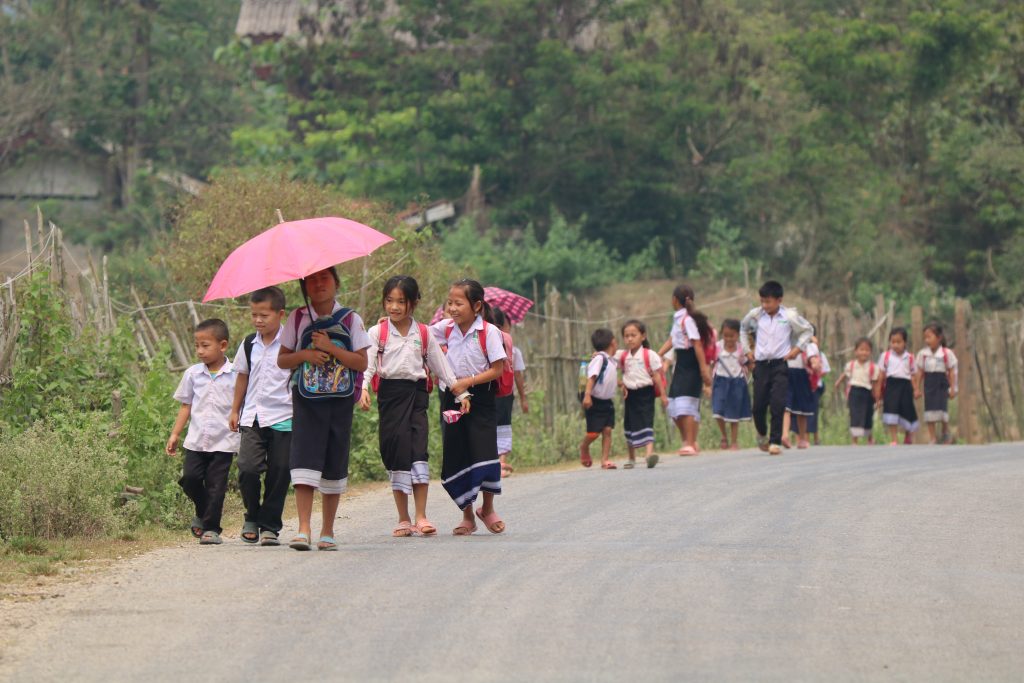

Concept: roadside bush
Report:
left=0, top=413, right=127, bottom=540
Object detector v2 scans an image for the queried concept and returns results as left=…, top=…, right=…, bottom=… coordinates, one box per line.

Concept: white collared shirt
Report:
left=670, top=309, right=701, bottom=350
left=845, top=359, right=881, bottom=390
left=365, top=317, right=458, bottom=387
left=233, top=327, right=292, bottom=429
left=280, top=301, right=372, bottom=353
left=430, top=316, right=507, bottom=380
left=714, top=342, right=747, bottom=378
left=173, top=361, right=241, bottom=453
left=512, top=346, right=526, bottom=372
left=619, top=347, right=662, bottom=390
left=916, top=346, right=957, bottom=373
left=788, top=342, right=820, bottom=370
left=588, top=352, right=618, bottom=399
left=879, top=350, right=915, bottom=380
left=754, top=307, right=795, bottom=361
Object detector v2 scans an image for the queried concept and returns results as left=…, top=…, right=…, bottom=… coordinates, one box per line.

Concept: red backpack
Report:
left=617, top=348, right=666, bottom=397
left=370, top=319, right=433, bottom=394
left=845, top=360, right=878, bottom=398
left=880, top=350, right=915, bottom=395
left=444, top=320, right=515, bottom=397
left=680, top=311, right=718, bottom=364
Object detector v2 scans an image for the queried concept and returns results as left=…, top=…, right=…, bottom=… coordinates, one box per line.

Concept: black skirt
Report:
left=848, top=386, right=875, bottom=435
left=440, top=384, right=500, bottom=510
left=923, top=371, right=950, bottom=419
left=495, top=394, right=515, bottom=427
left=669, top=348, right=702, bottom=399
left=624, top=385, right=656, bottom=446
left=377, top=379, right=429, bottom=475
left=882, top=377, right=918, bottom=429
left=289, top=388, right=354, bottom=492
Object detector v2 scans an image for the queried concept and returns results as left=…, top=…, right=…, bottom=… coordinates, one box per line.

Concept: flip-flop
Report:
left=580, top=451, right=592, bottom=468
left=189, top=516, right=202, bottom=538
left=719, top=438, right=729, bottom=449
left=677, top=446, right=697, bottom=456
left=453, top=519, right=477, bottom=536
left=241, top=521, right=259, bottom=544
left=623, top=460, right=635, bottom=469
left=601, top=461, right=617, bottom=469
left=259, top=530, right=280, bottom=546
left=475, top=508, right=505, bottom=534
left=393, top=521, right=414, bottom=537
left=646, top=454, right=659, bottom=468
left=317, top=536, right=338, bottom=551
left=199, top=531, right=222, bottom=545
left=415, top=520, right=437, bottom=536
left=289, top=533, right=312, bottom=551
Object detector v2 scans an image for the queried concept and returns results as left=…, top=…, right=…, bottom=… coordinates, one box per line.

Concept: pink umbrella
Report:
left=202, top=217, right=394, bottom=302
left=429, top=286, right=534, bottom=325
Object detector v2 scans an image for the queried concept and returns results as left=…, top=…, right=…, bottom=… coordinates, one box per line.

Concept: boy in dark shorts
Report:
left=580, top=328, right=619, bottom=470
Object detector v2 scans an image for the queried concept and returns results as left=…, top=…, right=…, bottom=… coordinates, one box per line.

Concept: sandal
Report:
left=189, top=516, right=202, bottom=538
left=414, top=520, right=437, bottom=536
left=241, top=521, right=259, bottom=544
left=259, top=530, right=280, bottom=546
left=475, top=508, right=506, bottom=534
left=317, top=536, right=338, bottom=551
left=453, top=519, right=477, bottom=536
left=393, top=521, right=415, bottom=538
left=781, top=437, right=792, bottom=449
left=601, top=461, right=617, bottom=469
left=289, top=533, right=312, bottom=551
left=580, top=451, right=593, bottom=468
left=646, top=454, right=659, bottom=468
left=678, top=446, right=697, bottom=456
left=719, top=438, right=729, bottom=450
left=199, top=531, right=222, bottom=545
left=623, top=460, right=635, bottom=469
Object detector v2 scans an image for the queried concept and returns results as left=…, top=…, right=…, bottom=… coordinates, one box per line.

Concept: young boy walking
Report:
left=166, top=318, right=241, bottom=544
left=580, top=328, right=619, bottom=469
left=229, top=287, right=292, bottom=546
left=740, top=281, right=813, bottom=455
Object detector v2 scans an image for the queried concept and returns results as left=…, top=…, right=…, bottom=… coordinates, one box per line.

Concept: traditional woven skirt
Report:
left=668, top=348, right=702, bottom=420
left=847, top=386, right=874, bottom=438
left=624, top=385, right=656, bottom=447
left=440, top=384, right=500, bottom=510
left=786, top=368, right=815, bottom=416
left=377, top=378, right=429, bottom=494
left=495, top=394, right=515, bottom=454
left=882, top=377, right=919, bottom=432
left=289, top=388, right=353, bottom=495
left=923, top=371, right=950, bottom=423
left=712, top=375, right=752, bottom=422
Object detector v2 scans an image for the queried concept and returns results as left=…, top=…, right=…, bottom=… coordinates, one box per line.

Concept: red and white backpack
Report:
left=443, top=320, right=515, bottom=397
left=370, top=319, right=433, bottom=394
left=616, top=348, right=667, bottom=397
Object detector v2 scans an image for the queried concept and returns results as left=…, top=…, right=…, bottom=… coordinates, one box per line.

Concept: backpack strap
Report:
left=479, top=320, right=491, bottom=364
left=883, top=350, right=890, bottom=372
left=243, top=333, right=257, bottom=370
left=642, top=348, right=652, bottom=374
left=376, top=317, right=389, bottom=372
left=596, top=352, right=609, bottom=385
left=417, top=322, right=430, bottom=362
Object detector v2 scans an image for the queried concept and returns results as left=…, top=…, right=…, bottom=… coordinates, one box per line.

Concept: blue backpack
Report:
left=292, top=307, right=361, bottom=400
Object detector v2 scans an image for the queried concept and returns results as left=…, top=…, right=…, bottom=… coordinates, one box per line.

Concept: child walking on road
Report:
left=492, top=307, right=529, bottom=477
left=916, top=322, right=958, bottom=444
left=711, top=319, right=751, bottom=450
left=360, top=276, right=466, bottom=538
left=834, top=337, right=881, bottom=444
left=617, top=319, right=667, bottom=469
left=657, top=284, right=713, bottom=456
left=581, top=328, right=619, bottom=469
left=229, top=287, right=292, bottom=546
left=879, top=327, right=919, bottom=446
left=166, top=318, right=240, bottom=545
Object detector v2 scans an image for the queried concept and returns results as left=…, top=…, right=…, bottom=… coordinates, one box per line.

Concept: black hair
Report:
left=621, top=319, right=651, bottom=349
left=250, top=286, right=286, bottom=311
left=890, top=326, right=908, bottom=343
left=299, top=266, right=340, bottom=301
left=853, top=336, right=873, bottom=352
left=759, top=280, right=784, bottom=299
left=195, top=318, right=229, bottom=342
left=923, top=321, right=946, bottom=346
left=381, top=275, right=421, bottom=311
left=491, top=306, right=509, bottom=329
left=451, top=278, right=493, bottom=323
left=672, top=283, right=714, bottom=349
left=591, top=328, right=615, bottom=352
left=721, top=318, right=741, bottom=334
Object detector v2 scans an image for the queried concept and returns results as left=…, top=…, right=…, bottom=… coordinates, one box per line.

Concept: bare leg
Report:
left=627, top=443, right=636, bottom=464
left=730, top=422, right=739, bottom=447
left=580, top=433, right=599, bottom=463
left=392, top=490, right=411, bottom=524
left=294, top=484, right=314, bottom=537
left=320, top=493, right=340, bottom=538
left=887, top=425, right=898, bottom=444
left=674, top=416, right=686, bottom=443
left=797, top=415, right=808, bottom=444
left=926, top=422, right=937, bottom=444
left=412, top=483, right=429, bottom=524
left=716, top=417, right=728, bottom=441
left=601, top=428, right=613, bottom=464
left=684, top=416, right=698, bottom=450
left=782, top=411, right=792, bottom=447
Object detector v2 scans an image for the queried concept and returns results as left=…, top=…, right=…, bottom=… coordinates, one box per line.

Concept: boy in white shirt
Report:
left=580, top=328, right=619, bottom=469
left=166, top=319, right=241, bottom=545
left=229, top=287, right=292, bottom=546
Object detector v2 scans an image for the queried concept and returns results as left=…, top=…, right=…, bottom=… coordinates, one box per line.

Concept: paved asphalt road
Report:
left=3, top=444, right=1022, bottom=682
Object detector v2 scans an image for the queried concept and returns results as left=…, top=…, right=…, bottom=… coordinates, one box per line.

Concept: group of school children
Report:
left=166, top=272, right=523, bottom=549
left=578, top=280, right=960, bottom=468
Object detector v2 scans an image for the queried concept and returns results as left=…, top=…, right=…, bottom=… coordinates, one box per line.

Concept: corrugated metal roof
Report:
left=235, top=0, right=305, bottom=38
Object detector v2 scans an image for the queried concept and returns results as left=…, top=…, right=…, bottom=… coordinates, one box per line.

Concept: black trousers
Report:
left=752, top=360, right=789, bottom=445
left=238, top=419, right=293, bottom=533
left=179, top=449, right=234, bottom=534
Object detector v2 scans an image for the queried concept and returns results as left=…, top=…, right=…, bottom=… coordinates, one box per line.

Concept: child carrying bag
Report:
left=293, top=307, right=359, bottom=400
left=616, top=348, right=666, bottom=397
left=443, top=320, right=514, bottom=397
left=371, top=318, right=433, bottom=394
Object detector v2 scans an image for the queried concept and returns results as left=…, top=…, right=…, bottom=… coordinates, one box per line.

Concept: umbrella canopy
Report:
left=429, top=286, right=534, bottom=325
left=202, top=217, right=393, bottom=302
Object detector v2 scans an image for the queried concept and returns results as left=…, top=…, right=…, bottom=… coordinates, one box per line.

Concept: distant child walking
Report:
left=360, top=275, right=466, bottom=538
left=878, top=327, right=919, bottom=445
left=617, top=319, right=667, bottom=469
left=492, top=307, right=529, bottom=477
left=228, top=287, right=292, bottom=546
left=711, top=319, right=751, bottom=450
left=431, top=279, right=507, bottom=535
left=781, top=335, right=821, bottom=450
left=834, top=337, right=881, bottom=444
left=277, top=267, right=371, bottom=551
left=166, top=318, right=240, bottom=545
left=657, top=284, right=713, bottom=456
left=915, top=322, right=958, bottom=444
left=740, top=281, right=813, bottom=455
left=581, top=328, right=619, bottom=469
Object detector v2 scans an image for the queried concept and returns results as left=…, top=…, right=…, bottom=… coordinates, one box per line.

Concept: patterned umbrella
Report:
left=429, top=286, right=534, bottom=324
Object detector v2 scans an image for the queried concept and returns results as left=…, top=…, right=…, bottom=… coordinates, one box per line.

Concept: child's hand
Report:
left=165, top=435, right=179, bottom=456
left=311, top=330, right=334, bottom=353
left=358, top=389, right=371, bottom=411
left=228, top=410, right=239, bottom=432
left=785, top=348, right=801, bottom=361
left=582, top=395, right=593, bottom=410
left=746, top=352, right=756, bottom=365
left=702, top=369, right=713, bottom=387
left=949, top=388, right=957, bottom=399
left=703, top=384, right=712, bottom=398
left=621, top=385, right=629, bottom=399
left=305, top=349, right=330, bottom=367
left=660, top=395, right=669, bottom=408
left=459, top=397, right=471, bottom=414
left=451, top=378, right=472, bottom=396
left=520, top=397, right=529, bottom=413
left=914, top=389, right=922, bottom=399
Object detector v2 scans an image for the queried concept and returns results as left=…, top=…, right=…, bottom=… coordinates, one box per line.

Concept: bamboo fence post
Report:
left=102, top=255, right=113, bottom=332
left=23, top=220, right=33, bottom=277
left=186, top=300, right=201, bottom=326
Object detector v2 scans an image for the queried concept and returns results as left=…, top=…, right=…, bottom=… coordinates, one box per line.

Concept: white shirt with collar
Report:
left=714, top=341, right=747, bottom=378
left=430, top=316, right=507, bottom=382
left=587, top=352, right=619, bottom=400
left=173, top=361, right=241, bottom=453
left=233, top=327, right=292, bottom=429
left=740, top=305, right=812, bottom=361
left=619, top=347, right=662, bottom=390
left=365, top=317, right=458, bottom=386
left=670, top=308, right=701, bottom=350
left=879, top=350, right=915, bottom=380
left=279, top=301, right=372, bottom=353
left=787, top=342, right=820, bottom=370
